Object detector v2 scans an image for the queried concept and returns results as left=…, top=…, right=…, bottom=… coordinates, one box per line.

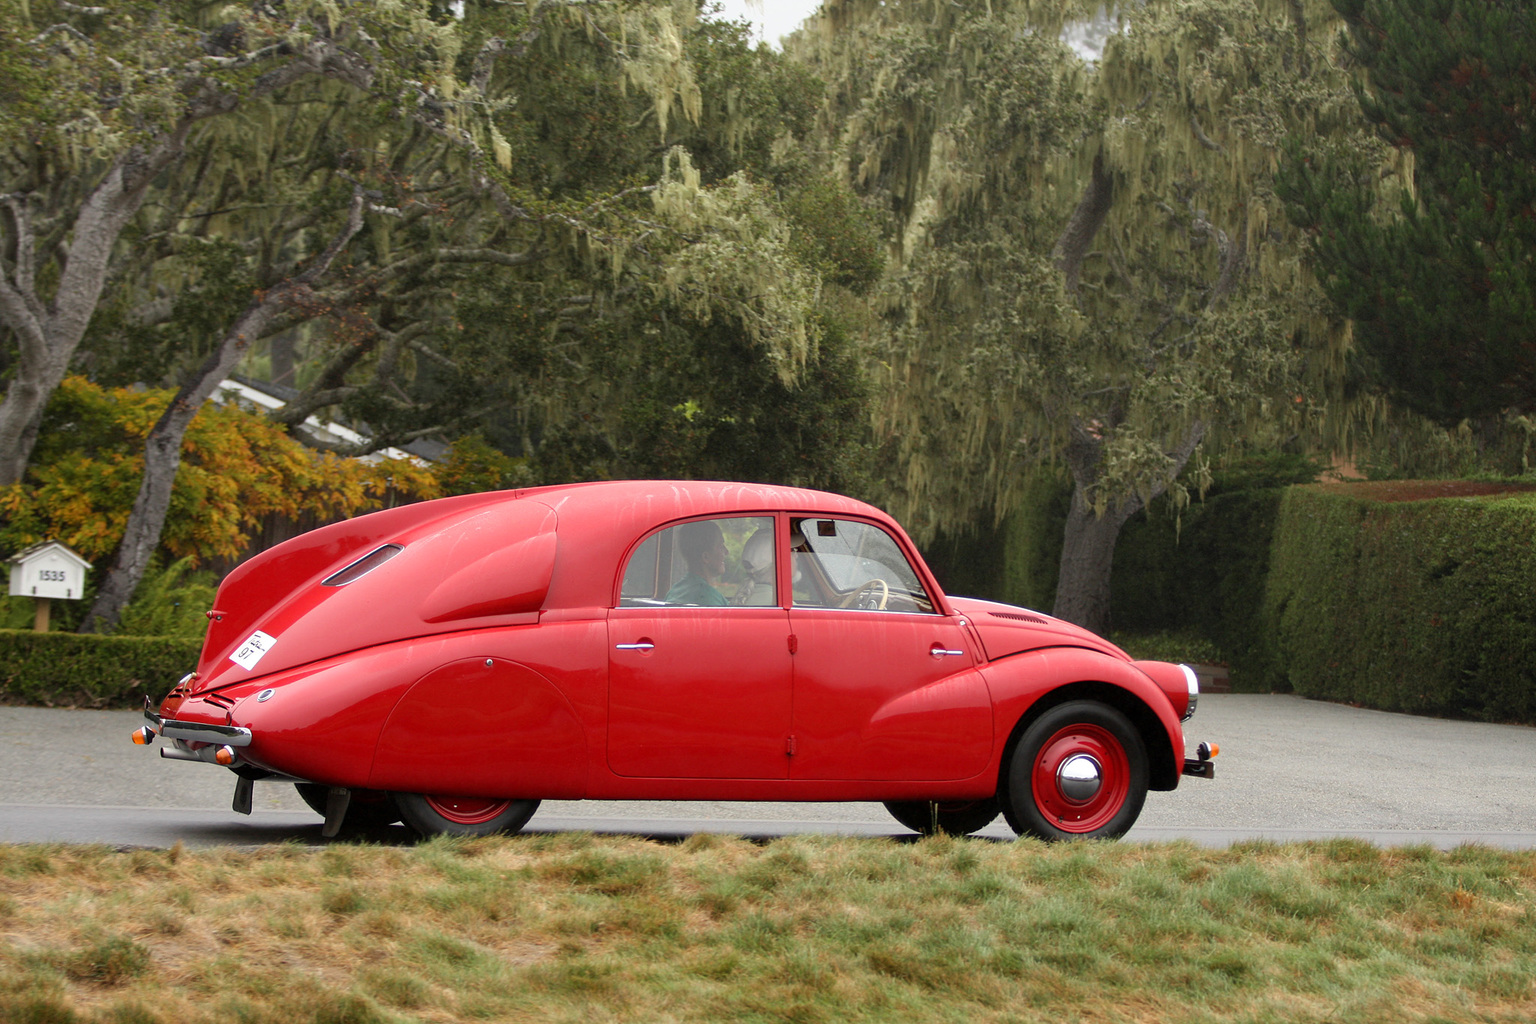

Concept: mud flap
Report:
left=322, top=787, right=351, bottom=838
left=232, top=775, right=254, bottom=815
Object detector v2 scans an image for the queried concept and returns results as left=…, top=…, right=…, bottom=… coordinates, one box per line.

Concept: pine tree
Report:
left=1279, top=0, right=1536, bottom=427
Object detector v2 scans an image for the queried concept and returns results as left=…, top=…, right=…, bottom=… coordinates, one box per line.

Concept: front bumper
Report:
left=1181, top=739, right=1217, bottom=779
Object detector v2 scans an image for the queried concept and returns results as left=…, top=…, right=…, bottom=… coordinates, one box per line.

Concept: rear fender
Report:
left=981, top=647, right=1186, bottom=791
left=368, top=658, right=587, bottom=799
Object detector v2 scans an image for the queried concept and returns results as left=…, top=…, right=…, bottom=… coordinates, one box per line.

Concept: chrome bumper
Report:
left=143, top=698, right=252, bottom=747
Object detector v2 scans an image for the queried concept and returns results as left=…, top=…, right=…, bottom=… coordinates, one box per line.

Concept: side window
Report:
left=619, top=532, right=663, bottom=605
left=618, top=516, right=776, bottom=607
left=790, top=518, right=935, bottom=613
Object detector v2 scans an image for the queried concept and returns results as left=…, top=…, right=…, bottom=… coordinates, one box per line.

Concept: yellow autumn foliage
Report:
left=0, top=378, right=441, bottom=566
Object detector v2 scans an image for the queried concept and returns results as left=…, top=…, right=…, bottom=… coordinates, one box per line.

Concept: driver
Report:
left=664, top=520, right=728, bottom=606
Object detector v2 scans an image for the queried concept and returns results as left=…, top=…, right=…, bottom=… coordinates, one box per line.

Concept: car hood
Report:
left=189, top=492, right=557, bottom=692
left=947, top=596, right=1129, bottom=663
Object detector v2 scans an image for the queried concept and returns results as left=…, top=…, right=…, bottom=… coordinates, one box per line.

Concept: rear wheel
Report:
left=295, top=784, right=401, bottom=828
left=392, top=793, right=541, bottom=837
left=1001, top=700, right=1148, bottom=841
left=884, top=798, right=1000, bottom=836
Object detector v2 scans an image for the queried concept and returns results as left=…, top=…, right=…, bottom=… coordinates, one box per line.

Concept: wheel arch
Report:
left=996, top=679, right=1180, bottom=795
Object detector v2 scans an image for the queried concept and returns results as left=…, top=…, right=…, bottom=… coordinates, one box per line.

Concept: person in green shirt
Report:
left=665, top=520, right=728, bottom=606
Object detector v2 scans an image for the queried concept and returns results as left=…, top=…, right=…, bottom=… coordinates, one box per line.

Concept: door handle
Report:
left=615, top=642, right=655, bottom=651
left=930, top=644, right=965, bottom=658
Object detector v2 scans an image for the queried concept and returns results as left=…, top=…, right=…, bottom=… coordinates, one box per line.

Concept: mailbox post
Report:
left=7, top=542, right=92, bottom=632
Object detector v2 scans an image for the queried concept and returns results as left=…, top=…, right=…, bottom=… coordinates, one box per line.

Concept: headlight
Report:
left=1179, top=664, right=1199, bottom=722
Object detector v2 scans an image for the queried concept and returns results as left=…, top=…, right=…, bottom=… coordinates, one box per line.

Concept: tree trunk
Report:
left=1052, top=151, right=1114, bottom=294
left=0, top=39, right=377, bottom=487
left=78, top=190, right=366, bottom=634
left=83, top=415, right=188, bottom=634
left=0, top=153, right=173, bottom=483
left=1050, top=419, right=1207, bottom=635
left=1052, top=484, right=1136, bottom=634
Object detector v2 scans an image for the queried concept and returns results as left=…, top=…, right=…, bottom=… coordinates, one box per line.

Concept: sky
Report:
left=711, top=1, right=1113, bottom=61
left=712, top=0, right=821, bottom=49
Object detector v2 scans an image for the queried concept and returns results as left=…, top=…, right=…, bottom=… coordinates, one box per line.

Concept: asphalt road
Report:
left=2, top=694, right=1534, bottom=849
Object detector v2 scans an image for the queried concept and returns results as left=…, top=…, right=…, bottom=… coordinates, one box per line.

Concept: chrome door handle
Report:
left=615, top=642, right=655, bottom=651
left=930, top=646, right=965, bottom=657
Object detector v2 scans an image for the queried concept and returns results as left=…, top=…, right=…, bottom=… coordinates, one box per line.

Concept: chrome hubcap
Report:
left=1057, top=753, right=1103, bottom=803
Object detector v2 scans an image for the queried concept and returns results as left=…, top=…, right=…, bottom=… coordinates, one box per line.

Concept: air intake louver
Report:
left=989, top=611, right=1050, bottom=625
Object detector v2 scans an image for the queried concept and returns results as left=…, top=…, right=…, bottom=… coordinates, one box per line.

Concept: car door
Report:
left=785, top=516, right=993, bottom=781
left=607, top=515, right=793, bottom=779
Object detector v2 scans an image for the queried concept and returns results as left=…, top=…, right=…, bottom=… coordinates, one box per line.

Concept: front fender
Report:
left=980, top=647, right=1187, bottom=790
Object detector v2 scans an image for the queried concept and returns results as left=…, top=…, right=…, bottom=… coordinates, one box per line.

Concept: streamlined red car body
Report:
left=136, top=480, right=1214, bottom=839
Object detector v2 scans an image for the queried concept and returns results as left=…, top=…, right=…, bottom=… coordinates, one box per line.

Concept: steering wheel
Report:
left=842, top=578, right=889, bottom=610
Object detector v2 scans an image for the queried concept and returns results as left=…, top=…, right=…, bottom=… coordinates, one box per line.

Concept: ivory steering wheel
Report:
left=842, top=578, right=889, bottom=610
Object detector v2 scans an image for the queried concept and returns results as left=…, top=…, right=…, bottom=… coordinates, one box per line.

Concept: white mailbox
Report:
left=8, top=542, right=92, bottom=601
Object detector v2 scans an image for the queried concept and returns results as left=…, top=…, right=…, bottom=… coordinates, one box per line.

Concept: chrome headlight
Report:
left=1179, top=664, right=1199, bottom=722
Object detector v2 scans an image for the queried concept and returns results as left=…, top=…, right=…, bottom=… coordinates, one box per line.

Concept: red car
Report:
left=134, top=480, right=1215, bottom=839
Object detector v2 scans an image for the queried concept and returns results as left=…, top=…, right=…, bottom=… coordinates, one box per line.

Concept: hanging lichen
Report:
left=790, top=0, right=1380, bottom=546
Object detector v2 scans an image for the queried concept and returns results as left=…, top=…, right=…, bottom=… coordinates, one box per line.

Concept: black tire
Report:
left=1001, top=700, right=1148, bottom=841
left=392, top=792, right=541, bottom=838
left=295, top=784, right=402, bottom=828
left=884, top=798, right=1001, bottom=836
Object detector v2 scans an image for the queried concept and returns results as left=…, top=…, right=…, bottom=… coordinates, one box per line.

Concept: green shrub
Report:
left=114, top=557, right=219, bottom=639
left=0, top=631, right=200, bottom=708
left=1262, top=483, right=1536, bottom=722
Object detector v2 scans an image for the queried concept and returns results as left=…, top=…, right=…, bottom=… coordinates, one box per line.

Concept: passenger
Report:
left=665, top=520, right=728, bottom=606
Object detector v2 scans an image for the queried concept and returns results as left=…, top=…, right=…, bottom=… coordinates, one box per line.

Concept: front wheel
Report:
left=884, top=798, right=1000, bottom=836
left=1002, top=701, right=1148, bottom=841
left=392, top=793, right=541, bottom=838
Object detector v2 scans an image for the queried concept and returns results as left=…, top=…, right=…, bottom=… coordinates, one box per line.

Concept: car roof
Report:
left=509, top=480, right=905, bottom=611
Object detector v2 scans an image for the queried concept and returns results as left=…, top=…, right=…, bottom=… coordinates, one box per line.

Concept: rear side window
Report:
left=619, top=517, right=776, bottom=607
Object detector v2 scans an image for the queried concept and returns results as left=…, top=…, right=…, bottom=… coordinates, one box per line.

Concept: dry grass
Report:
left=2, top=834, right=1535, bottom=1023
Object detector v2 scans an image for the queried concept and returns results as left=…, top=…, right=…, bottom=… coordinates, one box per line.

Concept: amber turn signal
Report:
left=1196, top=741, right=1219, bottom=760
left=214, top=745, right=237, bottom=766
left=131, top=726, right=156, bottom=745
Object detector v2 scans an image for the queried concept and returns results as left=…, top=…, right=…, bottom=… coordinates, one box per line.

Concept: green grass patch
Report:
left=0, top=836, right=1533, bottom=1022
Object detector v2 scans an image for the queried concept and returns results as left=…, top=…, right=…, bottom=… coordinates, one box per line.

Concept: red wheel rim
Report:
left=424, top=795, right=512, bottom=825
left=1030, top=723, right=1130, bottom=833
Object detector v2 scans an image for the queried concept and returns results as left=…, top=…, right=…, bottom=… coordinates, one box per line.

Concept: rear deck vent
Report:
left=990, top=611, right=1050, bottom=625
left=323, top=544, right=403, bottom=587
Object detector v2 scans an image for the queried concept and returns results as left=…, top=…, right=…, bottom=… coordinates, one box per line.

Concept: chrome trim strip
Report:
left=1179, top=663, right=1199, bottom=722
left=157, top=719, right=253, bottom=746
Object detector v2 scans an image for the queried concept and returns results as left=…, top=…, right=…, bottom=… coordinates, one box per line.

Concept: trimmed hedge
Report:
left=1262, top=483, right=1536, bottom=723
left=1111, top=454, right=1321, bottom=689
left=0, top=630, right=200, bottom=709
left=923, top=468, right=1070, bottom=612
left=1112, top=488, right=1290, bottom=690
